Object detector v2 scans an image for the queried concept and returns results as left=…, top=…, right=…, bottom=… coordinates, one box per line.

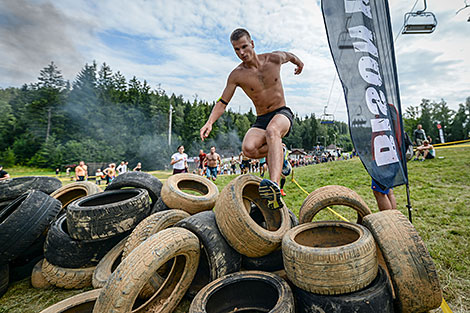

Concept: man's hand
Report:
left=294, top=60, right=304, bottom=75
left=200, top=123, right=212, bottom=141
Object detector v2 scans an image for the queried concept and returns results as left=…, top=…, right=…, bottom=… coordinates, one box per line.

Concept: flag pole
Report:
left=406, top=183, right=412, bottom=223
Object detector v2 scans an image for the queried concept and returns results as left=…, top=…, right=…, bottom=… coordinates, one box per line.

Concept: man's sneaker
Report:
left=280, top=189, right=287, bottom=197
left=282, top=147, right=292, bottom=177
left=259, top=179, right=283, bottom=210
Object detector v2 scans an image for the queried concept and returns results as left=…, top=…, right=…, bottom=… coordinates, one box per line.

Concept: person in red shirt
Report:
left=198, top=149, right=207, bottom=175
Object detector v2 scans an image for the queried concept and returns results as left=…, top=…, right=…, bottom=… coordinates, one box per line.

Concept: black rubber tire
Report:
left=0, top=176, right=62, bottom=203
left=151, top=197, right=171, bottom=214
left=50, top=182, right=102, bottom=211
left=363, top=210, right=442, bottom=313
left=0, top=263, right=8, bottom=297
left=39, top=288, right=101, bottom=313
left=92, top=236, right=128, bottom=289
left=31, top=259, right=52, bottom=289
left=214, top=175, right=292, bottom=258
left=161, top=173, right=219, bottom=214
left=282, top=221, right=378, bottom=295
left=41, top=258, right=95, bottom=289
left=174, top=211, right=242, bottom=298
left=294, top=266, right=394, bottom=313
left=93, top=228, right=200, bottom=313
left=299, top=185, right=372, bottom=224
left=189, top=270, right=295, bottom=313
left=44, top=214, right=128, bottom=268
left=105, top=171, right=162, bottom=210
left=0, top=190, right=61, bottom=263
left=242, top=210, right=298, bottom=272
left=66, top=189, right=150, bottom=240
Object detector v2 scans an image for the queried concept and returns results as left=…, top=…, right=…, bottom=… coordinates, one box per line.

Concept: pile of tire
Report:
left=37, top=176, right=442, bottom=313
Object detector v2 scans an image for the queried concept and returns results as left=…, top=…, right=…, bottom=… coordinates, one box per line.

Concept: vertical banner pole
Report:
left=406, top=183, right=412, bottom=223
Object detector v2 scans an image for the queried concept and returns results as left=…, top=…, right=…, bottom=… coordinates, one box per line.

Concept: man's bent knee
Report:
left=265, top=127, right=282, bottom=140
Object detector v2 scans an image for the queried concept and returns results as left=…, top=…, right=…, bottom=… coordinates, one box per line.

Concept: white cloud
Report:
left=0, top=0, right=468, bottom=123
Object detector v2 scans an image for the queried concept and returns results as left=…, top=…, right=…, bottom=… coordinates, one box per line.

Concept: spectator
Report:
left=133, top=162, right=142, bottom=171
left=116, top=161, right=127, bottom=175
left=204, top=146, right=222, bottom=181
left=66, top=167, right=71, bottom=176
left=371, top=179, right=397, bottom=211
left=103, top=163, right=116, bottom=184
left=198, top=149, right=206, bottom=175
left=0, top=165, right=10, bottom=181
left=414, top=140, right=435, bottom=161
left=55, top=168, right=60, bottom=177
left=95, top=168, right=103, bottom=185
left=75, top=161, right=88, bottom=181
left=413, top=124, right=427, bottom=146
left=125, top=161, right=129, bottom=172
left=170, top=145, right=188, bottom=175
left=239, top=152, right=250, bottom=174
left=259, top=157, right=267, bottom=177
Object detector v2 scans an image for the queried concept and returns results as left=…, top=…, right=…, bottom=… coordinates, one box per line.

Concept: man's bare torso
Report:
left=232, top=53, right=285, bottom=115
left=206, top=153, right=220, bottom=167
left=75, top=165, right=87, bottom=176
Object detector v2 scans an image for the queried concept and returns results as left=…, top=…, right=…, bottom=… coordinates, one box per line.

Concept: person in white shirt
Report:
left=170, top=145, right=188, bottom=175
left=116, top=161, right=127, bottom=175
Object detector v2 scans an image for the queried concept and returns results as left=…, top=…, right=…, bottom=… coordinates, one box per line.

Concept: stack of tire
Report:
left=0, top=176, right=63, bottom=297
left=39, top=175, right=443, bottom=313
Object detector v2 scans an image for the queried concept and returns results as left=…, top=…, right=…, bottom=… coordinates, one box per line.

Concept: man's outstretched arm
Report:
left=272, top=51, right=304, bottom=75
left=200, top=73, right=237, bottom=141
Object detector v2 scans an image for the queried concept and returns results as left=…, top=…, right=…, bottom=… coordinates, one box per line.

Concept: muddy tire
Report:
left=50, top=182, right=102, bottom=211
left=31, top=259, right=52, bottom=289
left=0, top=263, right=8, bottom=297
left=282, top=221, right=378, bottom=295
left=122, top=209, right=190, bottom=298
left=299, top=185, right=371, bottom=224
left=0, top=190, right=61, bottom=263
left=67, top=189, right=150, bottom=240
left=189, top=270, right=295, bottom=313
left=0, top=176, right=62, bottom=202
left=161, top=173, right=219, bottom=214
left=174, top=211, right=242, bottom=297
left=92, top=236, right=128, bottom=289
left=151, top=197, right=171, bottom=214
left=93, top=227, right=200, bottom=313
left=214, top=175, right=291, bottom=257
left=41, top=258, right=95, bottom=289
left=44, top=214, right=128, bottom=268
left=294, top=266, right=394, bottom=313
left=105, top=171, right=162, bottom=210
left=363, top=210, right=442, bottom=313
left=39, top=289, right=101, bottom=313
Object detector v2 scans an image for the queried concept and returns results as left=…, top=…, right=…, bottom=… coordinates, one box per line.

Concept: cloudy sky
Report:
left=0, top=0, right=469, bottom=122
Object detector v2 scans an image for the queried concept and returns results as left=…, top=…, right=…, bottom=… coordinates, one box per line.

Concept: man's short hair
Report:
left=230, top=28, right=251, bottom=42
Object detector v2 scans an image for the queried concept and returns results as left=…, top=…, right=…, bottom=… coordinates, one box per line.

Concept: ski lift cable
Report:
left=394, top=0, right=420, bottom=42
left=456, top=0, right=470, bottom=15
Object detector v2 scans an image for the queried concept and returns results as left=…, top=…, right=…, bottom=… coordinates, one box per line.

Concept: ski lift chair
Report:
left=320, top=113, right=335, bottom=125
left=402, top=0, right=437, bottom=34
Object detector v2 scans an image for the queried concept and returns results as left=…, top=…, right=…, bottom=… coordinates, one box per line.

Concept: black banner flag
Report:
left=322, top=0, right=408, bottom=189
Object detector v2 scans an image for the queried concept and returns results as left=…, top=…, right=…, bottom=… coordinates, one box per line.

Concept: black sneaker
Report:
left=259, top=179, right=283, bottom=210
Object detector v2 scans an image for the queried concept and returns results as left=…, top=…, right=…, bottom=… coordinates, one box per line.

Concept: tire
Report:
left=39, top=289, right=101, bottom=313
left=122, top=209, right=190, bottom=299
left=105, top=171, right=162, bottom=210
left=50, top=182, right=102, bottom=210
left=0, top=190, right=61, bottom=263
left=282, top=221, right=378, bottom=295
left=66, top=189, right=150, bottom=240
left=189, top=271, right=295, bottom=313
left=294, top=266, right=394, bottom=313
left=44, top=214, right=128, bottom=268
left=214, top=175, right=292, bottom=257
left=92, top=236, right=128, bottom=288
left=299, top=185, right=371, bottom=224
left=41, top=258, right=95, bottom=289
left=151, top=197, right=171, bottom=214
left=174, top=211, right=242, bottom=297
left=93, top=227, right=200, bottom=313
left=0, top=176, right=62, bottom=202
left=363, top=210, right=442, bottom=313
left=0, top=263, right=8, bottom=297
left=161, top=173, right=219, bottom=214
left=31, top=259, right=52, bottom=289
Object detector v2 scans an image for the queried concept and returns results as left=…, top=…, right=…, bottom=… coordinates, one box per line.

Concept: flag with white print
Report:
left=321, top=0, right=408, bottom=189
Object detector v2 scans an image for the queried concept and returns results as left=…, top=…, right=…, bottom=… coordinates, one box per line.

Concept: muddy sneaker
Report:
left=282, top=147, right=292, bottom=177
left=259, top=179, right=283, bottom=210
left=280, top=189, right=287, bottom=197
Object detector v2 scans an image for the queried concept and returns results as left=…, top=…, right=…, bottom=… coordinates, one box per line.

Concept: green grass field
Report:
left=1, top=146, right=469, bottom=312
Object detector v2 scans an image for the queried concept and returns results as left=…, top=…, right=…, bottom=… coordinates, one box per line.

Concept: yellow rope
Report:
left=433, top=139, right=470, bottom=147
left=434, top=144, right=470, bottom=150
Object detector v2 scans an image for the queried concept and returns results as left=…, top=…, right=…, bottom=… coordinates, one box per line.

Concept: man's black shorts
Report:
left=252, top=106, right=293, bottom=137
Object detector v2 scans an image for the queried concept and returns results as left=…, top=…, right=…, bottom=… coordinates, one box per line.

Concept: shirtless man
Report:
left=200, top=28, right=302, bottom=209
left=75, top=161, right=88, bottom=181
left=204, top=146, right=222, bottom=181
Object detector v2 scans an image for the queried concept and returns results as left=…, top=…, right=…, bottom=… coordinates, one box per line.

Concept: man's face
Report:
left=179, top=146, right=184, bottom=153
left=418, top=124, right=422, bottom=130
left=211, top=147, right=216, bottom=153
left=232, top=36, right=254, bottom=63
left=80, top=161, right=84, bottom=166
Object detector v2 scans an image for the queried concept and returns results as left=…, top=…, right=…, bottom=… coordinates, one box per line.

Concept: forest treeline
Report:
left=0, top=62, right=468, bottom=170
